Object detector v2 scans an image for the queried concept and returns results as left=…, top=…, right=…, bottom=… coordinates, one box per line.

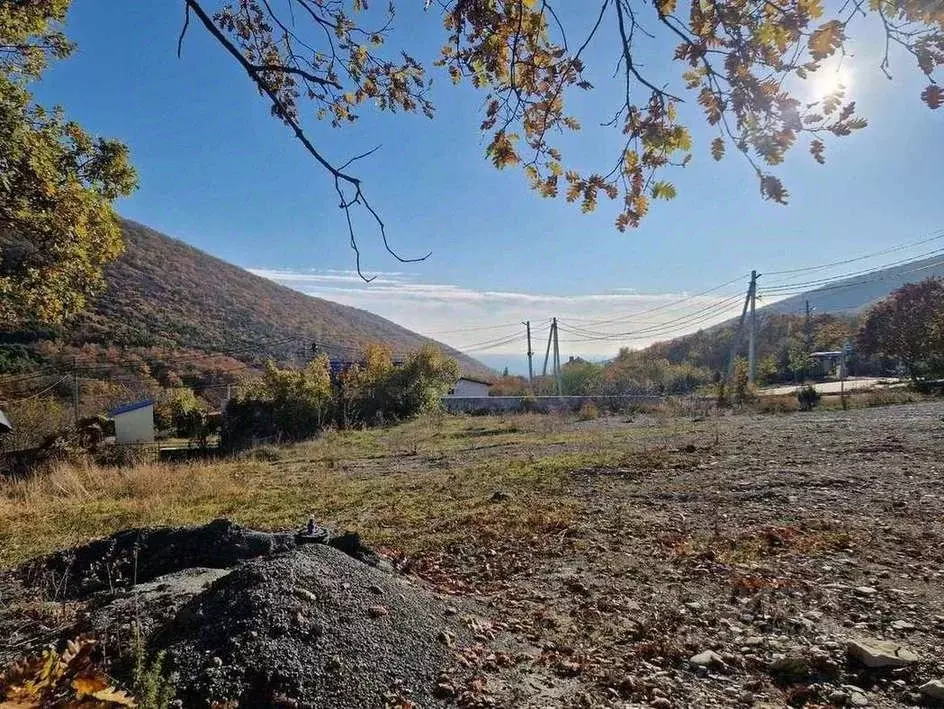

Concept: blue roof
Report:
left=109, top=399, right=155, bottom=417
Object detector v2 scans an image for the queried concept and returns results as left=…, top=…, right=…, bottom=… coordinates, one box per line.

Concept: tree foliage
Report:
left=0, top=0, right=137, bottom=328
left=182, top=0, right=942, bottom=262
left=857, top=278, right=944, bottom=383
left=341, top=343, right=460, bottom=424
left=222, top=345, right=459, bottom=448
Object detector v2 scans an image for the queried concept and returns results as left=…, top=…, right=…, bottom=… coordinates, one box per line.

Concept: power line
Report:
left=562, top=274, right=748, bottom=328
left=764, top=228, right=944, bottom=277
left=761, top=246, right=944, bottom=293
left=557, top=293, right=746, bottom=341
left=4, top=376, right=70, bottom=403
left=761, top=254, right=944, bottom=299
left=421, top=321, right=528, bottom=336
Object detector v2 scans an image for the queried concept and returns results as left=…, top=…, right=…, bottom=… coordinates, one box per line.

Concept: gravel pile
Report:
left=4, top=520, right=473, bottom=708
left=157, top=545, right=466, bottom=707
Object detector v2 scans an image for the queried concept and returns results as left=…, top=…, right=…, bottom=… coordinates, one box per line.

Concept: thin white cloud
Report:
left=249, top=268, right=746, bottom=358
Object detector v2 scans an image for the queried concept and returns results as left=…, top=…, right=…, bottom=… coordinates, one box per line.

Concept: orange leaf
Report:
left=921, top=84, right=943, bottom=109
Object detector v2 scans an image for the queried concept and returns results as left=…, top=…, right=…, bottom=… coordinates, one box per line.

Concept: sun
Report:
left=808, top=64, right=853, bottom=101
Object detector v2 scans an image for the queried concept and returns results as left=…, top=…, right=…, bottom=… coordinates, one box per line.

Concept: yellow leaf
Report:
left=808, top=21, right=844, bottom=60
left=72, top=674, right=109, bottom=698
left=91, top=686, right=137, bottom=707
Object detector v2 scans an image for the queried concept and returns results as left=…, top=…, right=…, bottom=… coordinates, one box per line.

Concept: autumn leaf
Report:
left=711, top=137, right=725, bottom=160
left=651, top=181, right=677, bottom=200
left=656, top=0, right=678, bottom=17
left=760, top=174, right=789, bottom=204
left=921, top=84, right=943, bottom=109
left=809, top=139, right=825, bottom=164
left=92, top=686, right=137, bottom=706
left=72, top=673, right=109, bottom=698
left=808, top=21, right=844, bottom=60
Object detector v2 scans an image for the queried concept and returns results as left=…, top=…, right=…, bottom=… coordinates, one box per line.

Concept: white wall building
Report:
left=110, top=400, right=155, bottom=444
left=446, top=377, right=492, bottom=398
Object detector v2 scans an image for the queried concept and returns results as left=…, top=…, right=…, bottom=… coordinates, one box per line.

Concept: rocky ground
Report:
left=2, top=402, right=943, bottom=708
left=413, top=402, right=944, bottom=707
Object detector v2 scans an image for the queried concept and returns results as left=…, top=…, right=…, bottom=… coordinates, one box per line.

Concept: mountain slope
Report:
left=761, top=252, right=944, bottom=315
left=65, top=220, right=493, bottom=378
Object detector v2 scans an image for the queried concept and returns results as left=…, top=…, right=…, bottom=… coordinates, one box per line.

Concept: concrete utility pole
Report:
left=804, top=300, right=814, bottom=355
left=523, top=320, right=534, bottom=390
left=542, top=321, right=554, bottom=378
left=726, top=276, right=754, bottom=382
left=551, top=317, right=563, bottom=395
left=748, top=270, right=759, bottom=384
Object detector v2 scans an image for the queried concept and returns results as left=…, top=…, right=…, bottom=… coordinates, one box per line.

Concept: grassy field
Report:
left=0, top=410, right=686, bottom=568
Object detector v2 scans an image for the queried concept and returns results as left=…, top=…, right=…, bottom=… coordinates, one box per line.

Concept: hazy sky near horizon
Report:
left=35, top=2, right=943, bottom=362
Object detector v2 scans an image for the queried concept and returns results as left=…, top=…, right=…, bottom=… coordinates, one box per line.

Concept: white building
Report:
left=110, top=399, right=155, bottom=444
left=446, top=377, right=492, bottom=398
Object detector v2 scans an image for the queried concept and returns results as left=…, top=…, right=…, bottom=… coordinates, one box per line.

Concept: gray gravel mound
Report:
left=155, top=544, right=466, bottom=708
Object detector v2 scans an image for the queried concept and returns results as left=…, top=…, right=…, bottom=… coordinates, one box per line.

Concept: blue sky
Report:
left=36, top=2, right=942, bottom=366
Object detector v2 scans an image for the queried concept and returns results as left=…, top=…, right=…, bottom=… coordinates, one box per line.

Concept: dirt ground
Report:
left=415, top=402, right=944, bottom=707
left=2, top=401, right=943, bottom=707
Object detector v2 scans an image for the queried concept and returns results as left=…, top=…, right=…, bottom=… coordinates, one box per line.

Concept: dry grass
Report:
left=0, top=411, right=675, bottom=568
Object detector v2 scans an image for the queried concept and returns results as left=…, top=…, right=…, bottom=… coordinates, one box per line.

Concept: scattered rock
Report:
left=650, top=698, right=672, bottom=709
left=920, top=680, right=944, bottom=702
left=890, top=620, right=915, bottom=631
left=292, top=587, right=318, bottom=604
left=854, top=586, right=879, bottom=597
left=490, top=490, right=510, bottom=502
left=368, top=604, right=389, bottom=618
left=828, top=689, right=849, bottom=705
left=690, top=650, right=725, bottom=668
left=849, top=690, right=869, bottom=706
left=847, top=638, right=919, bottom=668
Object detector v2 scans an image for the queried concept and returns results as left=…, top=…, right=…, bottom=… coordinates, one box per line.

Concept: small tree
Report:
left=857, top=278, right=944, bottom=385
left=796, top=384, right=821, bottom=412
left=732, top=357, right=755, bottom=407
left=154, top=387, right=206, bottom=435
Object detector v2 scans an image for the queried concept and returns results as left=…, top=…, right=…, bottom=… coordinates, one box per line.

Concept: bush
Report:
left=577, top=401, right=600, bottom=421
left=221, top=345, right=461, bottom=450
left=796, top=384, right=821, bottom=411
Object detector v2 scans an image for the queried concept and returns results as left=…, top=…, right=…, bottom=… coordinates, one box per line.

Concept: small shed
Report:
left=110, top=399, right=155, bottom=444
left=447, top=377, right=492, bottom=398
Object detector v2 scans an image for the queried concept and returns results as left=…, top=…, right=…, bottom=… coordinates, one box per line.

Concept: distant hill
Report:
left=761, top=252, right=944, bottom=315
left=631, top=252, right=944, bottom=380
left=5, top=219, right=494, bottom=380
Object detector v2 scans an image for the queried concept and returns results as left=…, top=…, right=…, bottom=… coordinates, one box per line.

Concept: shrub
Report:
left=577, top=401, right=600, bottom=421
left=796, top=384, right=821, bottom=411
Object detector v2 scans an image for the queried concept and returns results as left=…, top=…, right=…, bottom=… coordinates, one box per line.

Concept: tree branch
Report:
left=183, top=0, right=429, bottom=280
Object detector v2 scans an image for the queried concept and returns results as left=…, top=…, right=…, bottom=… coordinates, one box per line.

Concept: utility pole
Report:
left=542, top=321, right=554, bottom=378
left=726, top=275, right=754, bottom=382
left=748, top=270, right=759, bottom=384
left=523, top=321, right=534, bottom=391
left=804, top=300, right=814, bottom=354
left=550, top=318, right=563, bottom=395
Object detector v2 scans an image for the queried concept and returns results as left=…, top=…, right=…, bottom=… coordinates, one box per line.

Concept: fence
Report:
left=440, top=394, right=666, bottom=415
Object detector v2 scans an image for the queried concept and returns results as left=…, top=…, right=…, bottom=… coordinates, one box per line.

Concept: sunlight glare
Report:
left=808, top=64, right=853, bottom=101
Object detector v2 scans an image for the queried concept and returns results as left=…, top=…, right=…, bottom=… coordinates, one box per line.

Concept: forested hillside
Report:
left=0, top=220, right=493, bottom=381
